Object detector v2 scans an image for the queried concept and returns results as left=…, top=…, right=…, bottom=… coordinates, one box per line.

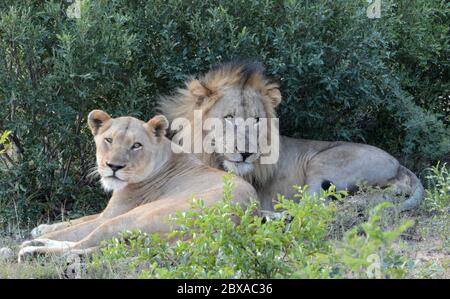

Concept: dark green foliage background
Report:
left=0, top=0, right=448, bottom=229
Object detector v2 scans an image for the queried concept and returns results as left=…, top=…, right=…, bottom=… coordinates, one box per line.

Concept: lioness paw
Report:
left=20, top=239, right=46, bottom=249
left=18, top=246, right=40, bottom=263
left=20, top=239, right=75, bottom=249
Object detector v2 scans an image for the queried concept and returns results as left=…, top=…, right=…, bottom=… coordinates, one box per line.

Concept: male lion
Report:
left=19, top=110, right=256, bottom=261
left=159, top=61, right=423, bottom=211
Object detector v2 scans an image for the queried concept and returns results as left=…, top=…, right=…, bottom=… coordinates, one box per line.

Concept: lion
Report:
left=19, top=110, right=256, bottom=262
left=159, top=61, right=424, bottom=211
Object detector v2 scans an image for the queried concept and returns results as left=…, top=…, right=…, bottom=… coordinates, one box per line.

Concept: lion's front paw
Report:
left=20, top=238, right=51, bottom=249
left=18, top=240, right=76, bottom=263
left=18, top=246, right=40, bottom=263
left=30, top=224, right=53, bottom=238
left=20, top=239, right=75, bottom=249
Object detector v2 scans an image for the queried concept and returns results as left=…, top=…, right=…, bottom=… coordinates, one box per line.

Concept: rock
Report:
left=0, top=247, right=14, bottom=261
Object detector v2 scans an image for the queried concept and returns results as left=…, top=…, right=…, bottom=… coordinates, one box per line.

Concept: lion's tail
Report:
left=397, top=165, right=424, bottom=212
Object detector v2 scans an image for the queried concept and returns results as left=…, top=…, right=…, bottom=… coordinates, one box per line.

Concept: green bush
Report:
left=421, top=162, right=449, bottom=250
left=86, top=173, right=412, bottom=279
left=385, top=1, right=449, bottom=119
left=423, top=163, right=449, bottom=214
left=0, top=131, right=11, bottom=155
left=0, top=0, right=448, bottom=227
left=0, top=0, right=146, bottom=228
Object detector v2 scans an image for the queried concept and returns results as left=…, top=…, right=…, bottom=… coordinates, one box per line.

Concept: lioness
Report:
left=19, top=110, right=256, bottom=261
left=159, top=61, right=424, bottom=211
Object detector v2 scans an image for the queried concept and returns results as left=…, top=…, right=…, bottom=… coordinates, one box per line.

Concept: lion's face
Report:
left=204, top=86, right=270, bottom=176
left=159, top=62, right=282, bottom=181
left=88, top=110, right=169, bottom=192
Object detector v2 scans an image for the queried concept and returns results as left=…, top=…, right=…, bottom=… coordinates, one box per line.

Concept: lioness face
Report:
left=205, top=86, right=269, bottom=176
left=88, top=110, right=169, bottom=192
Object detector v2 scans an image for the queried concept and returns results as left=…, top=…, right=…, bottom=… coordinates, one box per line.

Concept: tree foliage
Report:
left=0, top=0, right=448, bottom=227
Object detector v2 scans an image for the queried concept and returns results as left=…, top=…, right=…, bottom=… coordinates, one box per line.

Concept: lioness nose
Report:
left=241, top=152, right=252, bottom=161
left=106, top=162, right=126, bottom=172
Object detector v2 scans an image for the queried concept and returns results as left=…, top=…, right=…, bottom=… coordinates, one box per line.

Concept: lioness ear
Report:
left=88, top=110, right=111, bottom=135
left=266, top=84, right=282, bottom=108
left=187, top=79, right=212, bottom=106
left=146, top=115, right=169, bottom=140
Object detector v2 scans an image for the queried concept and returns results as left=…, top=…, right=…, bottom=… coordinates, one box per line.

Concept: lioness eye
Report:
left=104, top=138, right=113, bottom=144
left=131, top=142, right=142, bottom=150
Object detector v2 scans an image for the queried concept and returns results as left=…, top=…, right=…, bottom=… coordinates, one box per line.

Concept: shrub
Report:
left=423, top=162, right=449, bottom=214
left=0, top=0, right=146, bottom=228
left=87, top=173, right=412, bottom=279
left=0, top=0, right=448, bottom=227
left=384, top=0, right=449, bottom=120
left=420, top=162, right=449, bottom=250
left=0, top=131, right=11, bottom=154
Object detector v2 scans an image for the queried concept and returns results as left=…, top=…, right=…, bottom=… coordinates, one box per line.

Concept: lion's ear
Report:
left=145, top=115, right=169, bottom=140
left=266, top=84, right=282, bottom=108
left=88, top=110, right=111, bottom=135
left=187, top=79, right=212, bottom=106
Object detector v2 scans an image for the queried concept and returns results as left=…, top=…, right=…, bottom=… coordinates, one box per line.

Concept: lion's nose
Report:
left=241, top=152, right=252, bottom=161
left=106, top=162, right=126, bottom=172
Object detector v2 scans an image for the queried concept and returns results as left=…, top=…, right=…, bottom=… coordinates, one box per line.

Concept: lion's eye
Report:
left=104, top=138, right=113, bottom=144
left=131, top=142, right=142, bottom=150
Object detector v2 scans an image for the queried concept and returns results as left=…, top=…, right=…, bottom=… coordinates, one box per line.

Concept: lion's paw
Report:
left=20, top=239, right=75, bottom=249
left=18, top=246, right=40, bottom=263
left=20, top=238, right=50, bottom=249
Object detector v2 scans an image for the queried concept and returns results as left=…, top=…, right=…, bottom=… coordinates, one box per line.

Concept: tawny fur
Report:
left=20, top=110, right=256, bottom=262
left=159, top=61, right=424, bottom=211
